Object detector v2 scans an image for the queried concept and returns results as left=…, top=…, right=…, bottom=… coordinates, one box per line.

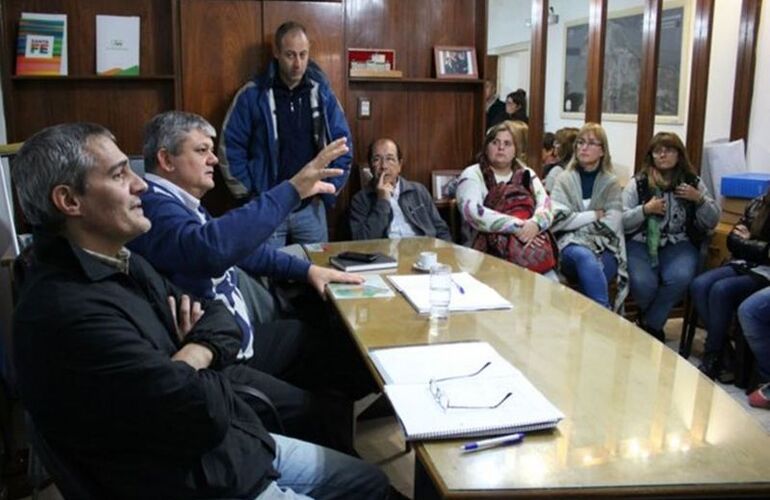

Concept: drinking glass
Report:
left=429, top=264, right=452, bottom=320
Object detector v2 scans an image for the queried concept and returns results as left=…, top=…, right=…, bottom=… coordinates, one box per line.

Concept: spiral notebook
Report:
left=369, top=341, right=563, bottom=441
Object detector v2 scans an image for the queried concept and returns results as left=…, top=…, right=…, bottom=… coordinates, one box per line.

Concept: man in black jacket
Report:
left=11, top=123, right=389, bottom=499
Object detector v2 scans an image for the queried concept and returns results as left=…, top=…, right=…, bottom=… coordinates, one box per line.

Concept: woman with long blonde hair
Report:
left=550, top=122, right=627, bottom=310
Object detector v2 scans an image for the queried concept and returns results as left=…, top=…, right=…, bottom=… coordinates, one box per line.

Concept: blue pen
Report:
left=451, top=278, right=466, bottom=294
left=460, top=432, right=524, bottom=452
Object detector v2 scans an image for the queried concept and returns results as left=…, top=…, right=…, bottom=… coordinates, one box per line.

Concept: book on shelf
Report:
left=369, top=341, right=564, bottom=440
left=329, top=253, right=397, bottom=272
left=15, top=12, right=67, bottom=76
left=96, top=15, right=140, bottom=76
left=386, top=271, right=512, bottom=314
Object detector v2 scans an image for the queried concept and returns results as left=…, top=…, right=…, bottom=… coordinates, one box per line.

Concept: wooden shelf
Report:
left=11, top=75, right=176, bottom=82
left=349, top=77, right=484, bottom=84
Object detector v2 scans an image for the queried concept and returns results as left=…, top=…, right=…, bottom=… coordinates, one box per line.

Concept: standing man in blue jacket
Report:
left=219, top=20, right=352, bottom=249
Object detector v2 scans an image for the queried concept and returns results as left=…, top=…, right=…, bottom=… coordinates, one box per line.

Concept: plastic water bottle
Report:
left=429, top=264, right=452, bottom=320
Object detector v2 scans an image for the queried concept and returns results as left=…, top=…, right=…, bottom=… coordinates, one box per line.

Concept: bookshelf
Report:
left=0, top=0, right=177, bottom=154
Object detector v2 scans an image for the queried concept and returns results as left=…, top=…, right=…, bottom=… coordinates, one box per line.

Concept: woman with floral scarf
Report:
left=622, top=132, right=719, bottom=341
left=456, top=122, right=556, bottom=278
left=550, top=123, right=628, bottom=311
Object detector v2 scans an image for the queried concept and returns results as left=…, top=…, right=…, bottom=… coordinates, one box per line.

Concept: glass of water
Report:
left=429, top=263, right=452, bottom=320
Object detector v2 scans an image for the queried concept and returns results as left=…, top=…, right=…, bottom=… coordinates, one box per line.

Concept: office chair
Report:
left=231, top=384, right=285, bottom=434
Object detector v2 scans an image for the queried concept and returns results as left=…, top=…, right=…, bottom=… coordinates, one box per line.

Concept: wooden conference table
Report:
left=309, top=237, right=770, bottom=498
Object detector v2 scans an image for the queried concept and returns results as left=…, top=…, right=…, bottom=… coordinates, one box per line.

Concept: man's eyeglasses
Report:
left=575, top=139, right=602, bottom=149
left=371, top=155, right=399, bottom=165
left=428, top=362, right=512, bottom=411
left=652, top=146, right=676, bottom=157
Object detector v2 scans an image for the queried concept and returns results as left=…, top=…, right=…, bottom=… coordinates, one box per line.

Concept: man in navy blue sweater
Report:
left=129, top=111, right=373, bottom=453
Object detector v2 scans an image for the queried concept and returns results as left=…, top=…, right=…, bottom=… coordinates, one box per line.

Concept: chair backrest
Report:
left=25, top=413, right=104, bottom=499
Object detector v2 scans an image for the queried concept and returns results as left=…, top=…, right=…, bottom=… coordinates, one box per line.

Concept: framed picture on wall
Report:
left=431, top=170, right=462, bottom=200
left=561, top=2, right=690, bottom=123
left=434, top=46, right=478, bottom=79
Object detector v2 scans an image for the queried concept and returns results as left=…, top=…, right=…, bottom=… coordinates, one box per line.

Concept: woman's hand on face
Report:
left=517, top=220, right=540, bottom=243
left=643, top=197, right=666, bottom=216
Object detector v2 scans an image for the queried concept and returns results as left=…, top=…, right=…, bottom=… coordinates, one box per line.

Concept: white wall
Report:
left=746, top=2, right=770, bottom=172
left=488, top=0, right=769, bottom=183
left=488, top=0, right=531, bottom=49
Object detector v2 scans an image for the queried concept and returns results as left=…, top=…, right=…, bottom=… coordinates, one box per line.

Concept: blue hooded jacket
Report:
left=218, top=60, right=352, bottom=208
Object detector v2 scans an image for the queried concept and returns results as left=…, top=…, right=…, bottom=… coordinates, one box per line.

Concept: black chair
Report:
left=231, top=384, right=285, bottom=434
left=678, top=233, right=715, bottom=358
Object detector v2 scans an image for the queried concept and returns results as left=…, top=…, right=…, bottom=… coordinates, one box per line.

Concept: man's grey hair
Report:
left=142, top=111, right=216, bottom=173
left=12, top=122, right=115, bottom=231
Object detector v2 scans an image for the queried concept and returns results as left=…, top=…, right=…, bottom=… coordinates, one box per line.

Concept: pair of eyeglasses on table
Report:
left=428, top=361, right=512, bottom=411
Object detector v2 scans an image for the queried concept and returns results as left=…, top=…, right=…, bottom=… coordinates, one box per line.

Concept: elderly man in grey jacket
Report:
left=350, top=138, right=451, bottom=241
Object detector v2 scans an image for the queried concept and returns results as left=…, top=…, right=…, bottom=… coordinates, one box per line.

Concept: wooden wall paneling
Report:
left=730, top=0, right=763, bottom=143
left=10, top=80, right=173, bottom=152
left=171, top=0, right=181, bottom=108
left=685, top=0, right=715, bottom=172
left=179, top=0, right=262, bottom=130
left=475, top=0, right=488, bottom=75
left=528, top=0, right=548, bottom=176
left=585, top=0, right=608, bottom=123
left=485, top=55, right=498, bottom=86
left=180, top=0, right=262, bottom=217
left=346, top=82, right=480, bottom=189
left=345, top=0, right=480, bottom=79
left=263, top=1, right=346, bottom=103
left=634, top=0, right=663, bottom=173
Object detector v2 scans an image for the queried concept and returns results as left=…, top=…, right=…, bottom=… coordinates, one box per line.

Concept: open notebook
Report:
left=386, top=272, right=512, bottom=314
left=369, top=341, right=563, bottom=440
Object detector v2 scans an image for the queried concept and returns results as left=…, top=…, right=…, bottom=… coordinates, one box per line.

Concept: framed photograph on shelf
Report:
left=431, top=170, right=462, bottom=201
left=348, top=48, right=402, bottom=78
left=434, top=46, right=478, bottom=79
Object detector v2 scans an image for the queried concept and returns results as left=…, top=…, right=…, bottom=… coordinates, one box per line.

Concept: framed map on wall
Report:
left=562, top=3, right=689, bottom=123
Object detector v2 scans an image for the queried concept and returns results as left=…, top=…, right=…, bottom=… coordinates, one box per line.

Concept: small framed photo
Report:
left=434, top=46, right=478, bottom=79
left=432, top=169, right=462, bottom=201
